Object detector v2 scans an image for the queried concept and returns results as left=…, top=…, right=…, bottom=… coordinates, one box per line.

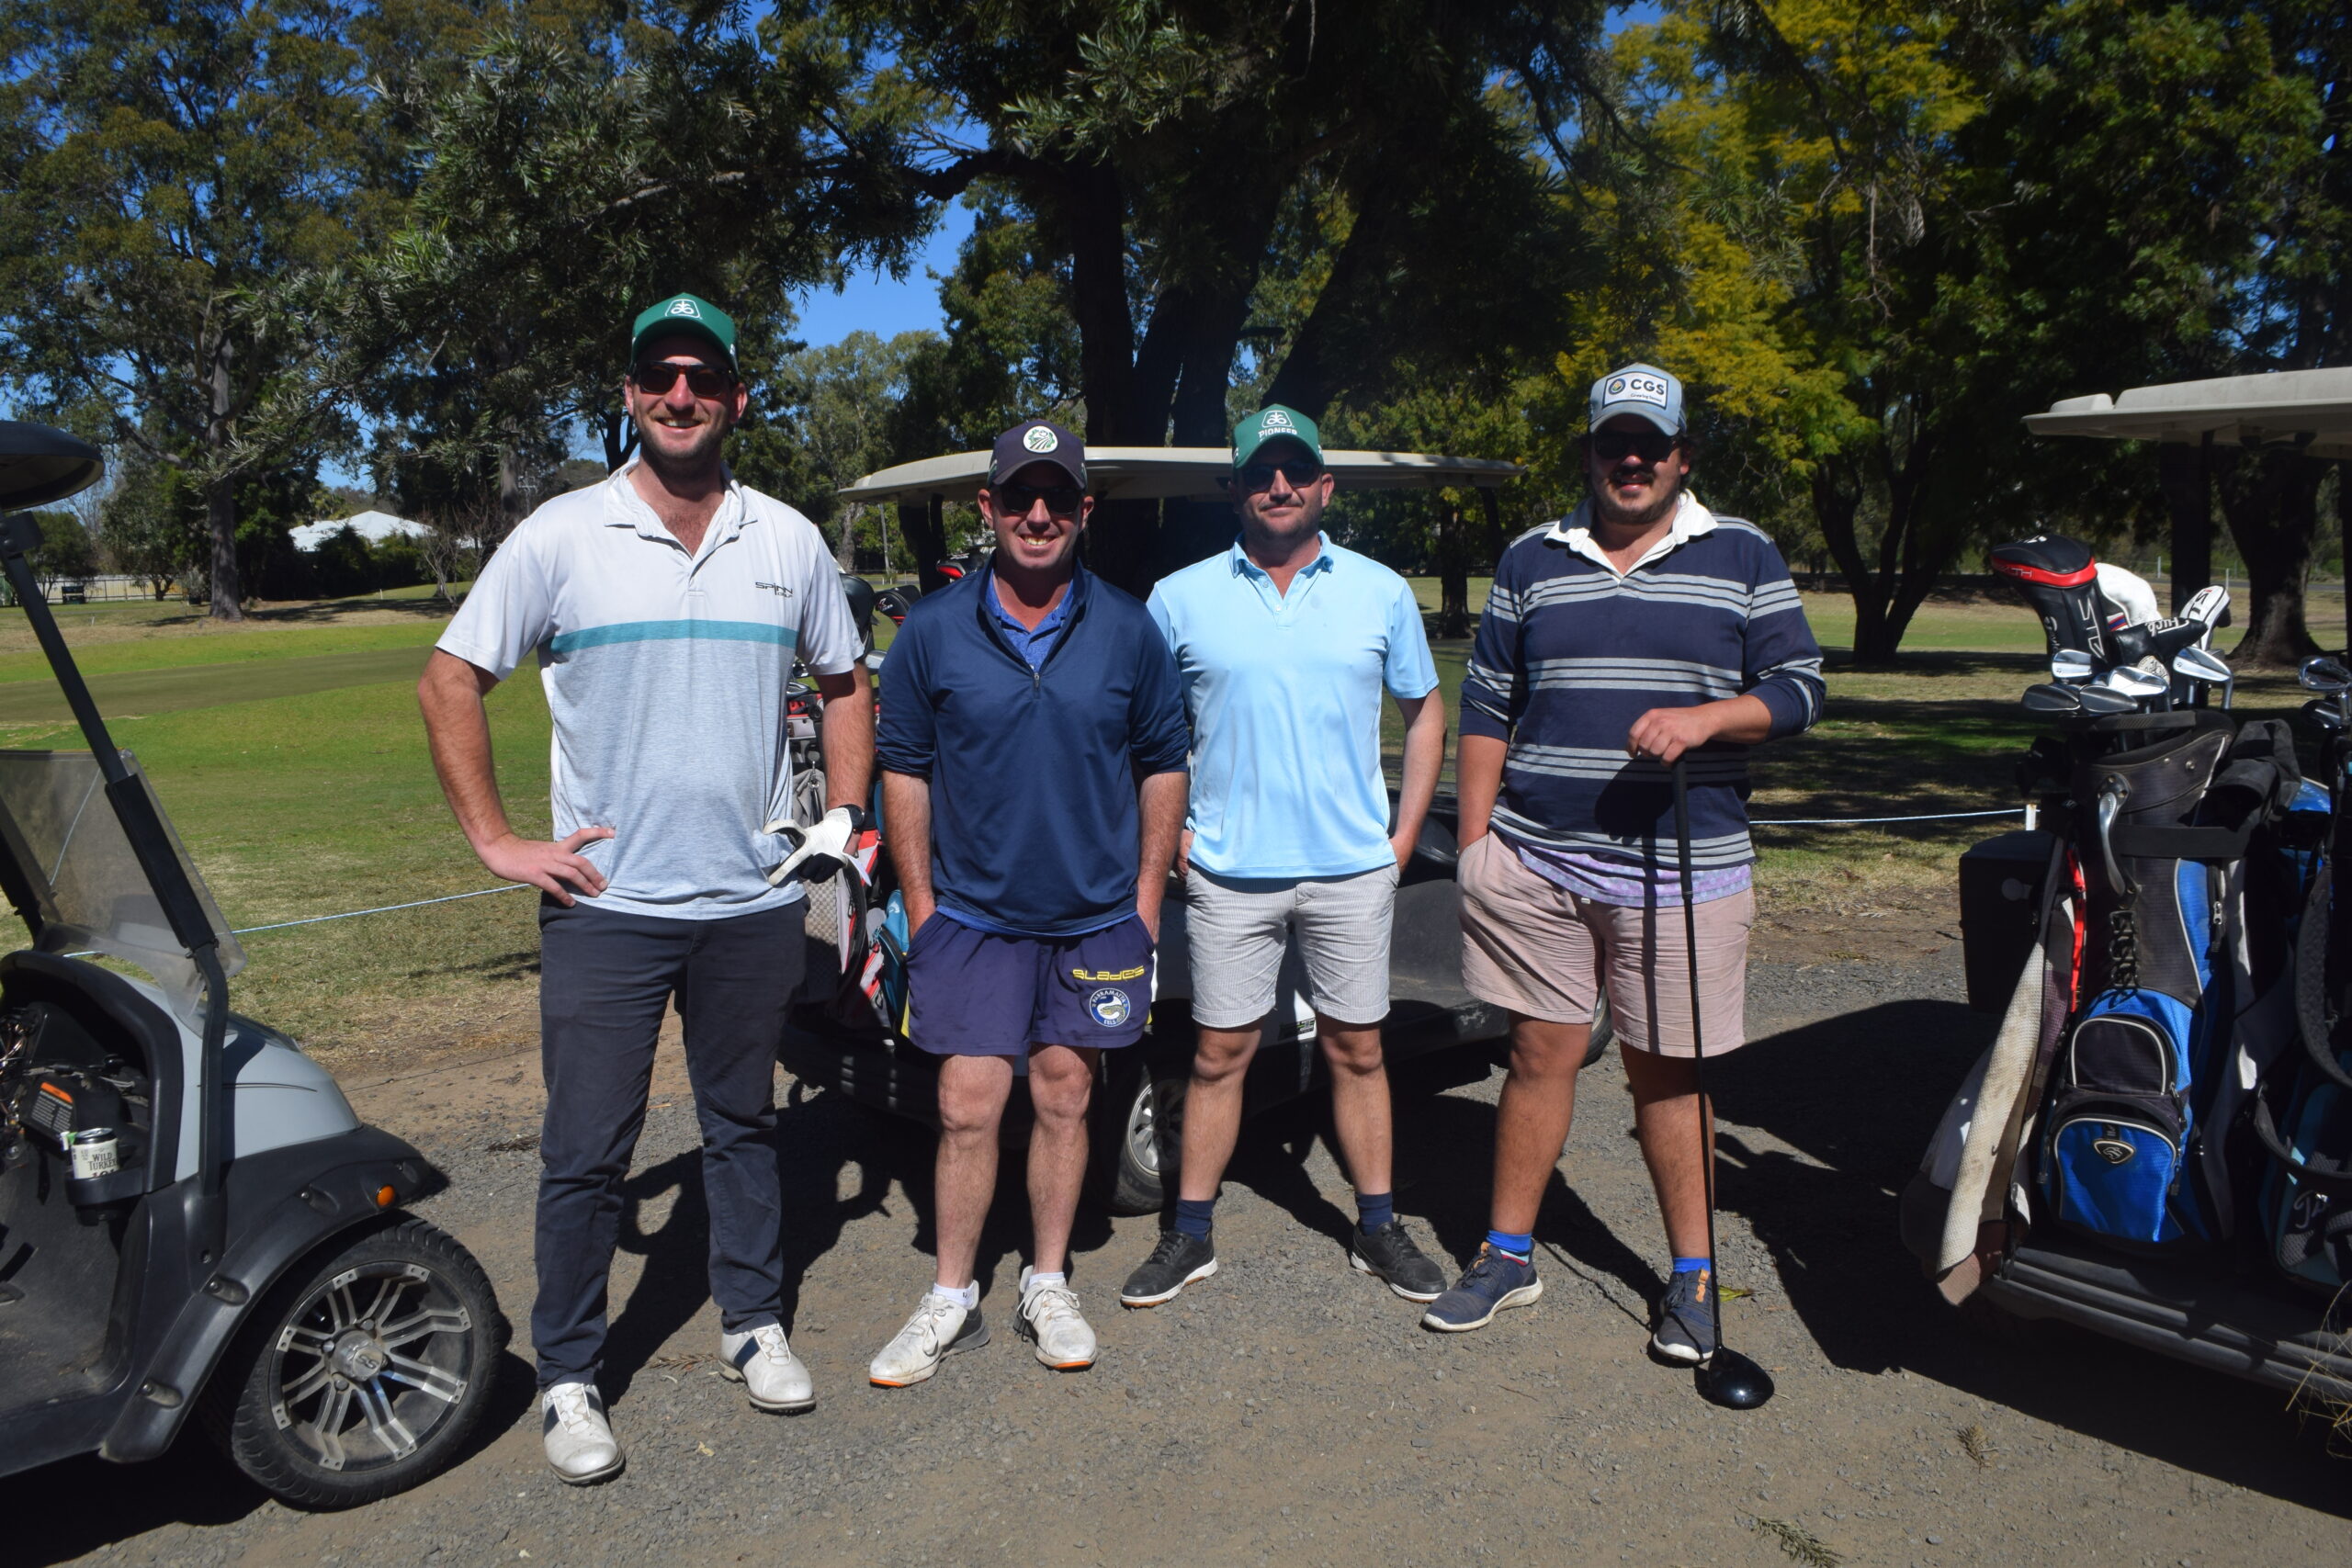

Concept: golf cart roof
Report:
left=839, top=446, right=1524, bottom=506
left=2025, top=367, right=2352, bottom=459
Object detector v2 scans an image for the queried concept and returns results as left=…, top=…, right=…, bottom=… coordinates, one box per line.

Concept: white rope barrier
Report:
left=1751, top=807, right=2023, bottom=827
left=229, top=883, right=533, bottom=935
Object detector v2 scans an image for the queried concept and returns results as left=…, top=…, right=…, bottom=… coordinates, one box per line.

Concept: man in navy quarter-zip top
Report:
left=869, top=418, right=1190, bottom=1386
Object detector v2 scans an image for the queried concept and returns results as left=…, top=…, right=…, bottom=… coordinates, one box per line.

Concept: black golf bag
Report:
left=2034, top=712, right=2301, bottom=1252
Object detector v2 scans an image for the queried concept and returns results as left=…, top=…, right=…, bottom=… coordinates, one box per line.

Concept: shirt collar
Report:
left=988, top=567, right=1075, bottom=632
left=1227, top=532, right=1336, bottom=581
left=1545, top=491, right=1714, bottom=576
left=603, top=457, right=748, bottom=550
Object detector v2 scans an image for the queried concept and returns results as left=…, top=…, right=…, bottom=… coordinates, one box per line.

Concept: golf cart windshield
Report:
left=0, top=749, right=245, bottom=1021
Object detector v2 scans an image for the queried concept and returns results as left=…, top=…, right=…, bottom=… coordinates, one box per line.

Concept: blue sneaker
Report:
left=1419, top=1243, right=1544, bottom=1333
left=1650, top=1267, right=1720, bottom=1364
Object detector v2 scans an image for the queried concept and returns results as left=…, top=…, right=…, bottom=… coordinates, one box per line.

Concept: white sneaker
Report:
left=540, top=1381, right=624, bottom=1484
left=1017, top=1268, right=1098, bottom=1371
left=719, top=1323, right=815, bottom=1414
left=867, top=1289, right=989, bottom=1387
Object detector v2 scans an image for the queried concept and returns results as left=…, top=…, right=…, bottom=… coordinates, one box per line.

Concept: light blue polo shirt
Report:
left=1147, top=536, right=1438, bottom=879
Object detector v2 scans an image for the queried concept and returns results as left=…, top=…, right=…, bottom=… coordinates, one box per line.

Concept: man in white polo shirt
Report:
left=1120, top=404, right=1452, bottom=1311
left=419, top=292, right=872, bottom=1483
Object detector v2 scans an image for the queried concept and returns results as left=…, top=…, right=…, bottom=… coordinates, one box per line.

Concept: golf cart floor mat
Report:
left=0, top=1132, right=133, bottom=1411
left=1988, top=1231, right=2352, bottom=1402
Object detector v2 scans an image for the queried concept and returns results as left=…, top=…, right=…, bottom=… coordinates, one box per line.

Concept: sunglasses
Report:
left=1237, top=459, right=1324, bottom=492
left=995, top=483, right=1084, bottom=517
left=632, top=360, right=734, bottom=398
left=1588, top=429, right=1680, bottom=463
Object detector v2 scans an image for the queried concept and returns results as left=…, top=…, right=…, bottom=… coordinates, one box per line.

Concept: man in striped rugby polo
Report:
left=1423, top=363, right=1823, bottom=1368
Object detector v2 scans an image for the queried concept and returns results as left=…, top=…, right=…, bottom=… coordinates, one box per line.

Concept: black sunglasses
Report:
left=995, top=482, right=1084, bottom=517
left=1588, top=429, right=1680, bottom=463
left=632, top=360, right=734, bottom=398
left=1237, top=459, right=1324, bottom=493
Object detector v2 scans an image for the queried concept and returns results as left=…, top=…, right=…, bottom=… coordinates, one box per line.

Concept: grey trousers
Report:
left=531, top=897, right=805, bottom=1389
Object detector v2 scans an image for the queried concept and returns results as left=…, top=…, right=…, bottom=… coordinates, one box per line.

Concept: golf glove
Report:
left=765, top=804, right=869, bottom=887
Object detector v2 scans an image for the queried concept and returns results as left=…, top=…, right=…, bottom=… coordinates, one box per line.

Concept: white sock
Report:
left=1024, top=1269, right=1067, bottom=1293
left=931, top=1280, right=978, bottom=1310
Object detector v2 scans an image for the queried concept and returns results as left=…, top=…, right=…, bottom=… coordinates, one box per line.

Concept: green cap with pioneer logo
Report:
left=630, top=292, right=737, bottom=367
left=1232, top=404, right=1323, bottom=468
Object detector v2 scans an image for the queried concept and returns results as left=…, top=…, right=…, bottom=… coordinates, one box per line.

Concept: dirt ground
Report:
left=10, top=946, right=2346, bottom=1568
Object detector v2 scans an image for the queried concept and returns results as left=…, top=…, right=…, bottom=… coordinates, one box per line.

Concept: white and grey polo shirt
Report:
left=436, top=463, right=861, bottom=919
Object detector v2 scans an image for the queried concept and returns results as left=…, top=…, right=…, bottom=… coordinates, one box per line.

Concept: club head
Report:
left=2103, top=665, right=2169, bottom=702
left=2303, top=697, right=2348, bottom=732
left=2049, top=648, right=2096, bottom=682
left=1695, top=1348, right=1776, bottom=1410
left=2173, top=646, right=2230, bottom=685
left=2299, top=656, right=2352, bottom=695
left=2076, top=684, right=2138, bottom=715
left=2022, top=682, right=2085, bottom=714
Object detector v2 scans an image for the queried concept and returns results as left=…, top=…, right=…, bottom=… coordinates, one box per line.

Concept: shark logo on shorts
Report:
left=1088, top=987, right=1131, bottom=1028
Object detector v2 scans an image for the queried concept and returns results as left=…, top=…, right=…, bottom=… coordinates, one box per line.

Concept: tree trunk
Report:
left=2213, top=445, right=2330, bottom=669
left=834, top=502, right=860, bottom=573
left=896, top=496, right=944, bottom=591
left=206, top=473, right=243, bottom=622
left=2157, top=437, right=2213, bottom=615
left=1437, top=504, right=1471, bottom=637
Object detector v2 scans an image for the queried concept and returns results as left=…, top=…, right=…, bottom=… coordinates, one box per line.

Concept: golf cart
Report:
left=780, top=442, right=1614, bottom=1213
left=1905, top=368, right=2352, bottom=1412
left=0, top=423, right=507, bottom=1506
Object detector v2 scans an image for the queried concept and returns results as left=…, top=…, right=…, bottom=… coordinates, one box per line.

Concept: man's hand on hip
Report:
left=480, top=826, right=612, bottom=906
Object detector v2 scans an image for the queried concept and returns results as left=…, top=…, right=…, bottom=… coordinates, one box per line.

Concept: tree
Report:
left=0, top=0, right=401, bottom=620
left=20, top=512, right=97, bottom=599
left=855, top=0, right=1612, bottom=592
left=356, top=6, right=938, bottom=549
left=733, top=328, right=942, bottom=570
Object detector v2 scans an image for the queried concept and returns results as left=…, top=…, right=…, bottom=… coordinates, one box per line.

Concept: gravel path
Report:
left=12, top=950, right=2346, bottom=1567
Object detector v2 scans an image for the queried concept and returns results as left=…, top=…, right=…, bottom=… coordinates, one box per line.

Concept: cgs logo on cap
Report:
left=1616, top=372, right=1670, bottom=408
left=1606, top=377, right=1627, bottom=397
left=1023, top=425, right=1059, bottom=453
left=666, top=298, right=702, bottom=319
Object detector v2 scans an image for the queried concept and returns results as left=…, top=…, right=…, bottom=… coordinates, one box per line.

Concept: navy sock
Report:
left=1485, top=1229, right=1533, bottom=1259
left=1173, top=1196, right=1216, bottom=1239
left=1671, top=1255, right=1713, bottom=1276
left=1356, top=1191, right=1395, bottom=1233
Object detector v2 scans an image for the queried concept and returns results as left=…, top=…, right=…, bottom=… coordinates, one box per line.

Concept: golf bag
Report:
left=2040, top=713, right=2301, bottom=1251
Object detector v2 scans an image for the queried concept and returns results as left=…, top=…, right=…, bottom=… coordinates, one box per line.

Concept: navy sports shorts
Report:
left=904, top=911, right=1153, bottom=1056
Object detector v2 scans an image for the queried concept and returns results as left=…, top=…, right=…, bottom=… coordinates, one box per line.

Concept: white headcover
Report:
left=2094, top=561, right=2161, bottom=628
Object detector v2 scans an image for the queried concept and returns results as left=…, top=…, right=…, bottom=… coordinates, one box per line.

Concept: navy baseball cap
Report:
left=1589, top=363, right=1684, bottom=435
left=989, top=419, right=1087, bottom=491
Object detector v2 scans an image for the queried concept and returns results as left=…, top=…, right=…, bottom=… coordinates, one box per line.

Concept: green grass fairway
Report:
left=0, top=645, right=437, bottom=725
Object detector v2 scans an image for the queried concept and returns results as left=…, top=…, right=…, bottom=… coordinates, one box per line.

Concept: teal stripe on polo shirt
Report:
left=1147, top=536, right=1438, bottom=879
left=548, top=619, right=799, bottom=655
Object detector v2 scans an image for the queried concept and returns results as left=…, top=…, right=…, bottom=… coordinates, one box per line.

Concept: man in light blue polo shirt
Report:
left=1120, top=404, right=1451, bottom=1311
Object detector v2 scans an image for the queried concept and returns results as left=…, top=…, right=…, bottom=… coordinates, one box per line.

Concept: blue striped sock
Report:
left=1486, top=1229, right=1533, bottom=1260
left=1173, top=1196, right=1216, bottom=1239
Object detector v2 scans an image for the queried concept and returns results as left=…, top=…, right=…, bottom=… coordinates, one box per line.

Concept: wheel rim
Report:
left=269, top=1259, right=475, bottom=1472
left=1125, top=1078, right=1161, bottom=1176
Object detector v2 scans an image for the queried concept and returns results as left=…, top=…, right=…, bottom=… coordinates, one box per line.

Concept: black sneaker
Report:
left=1650, top=1267, right=1720, bottom=1364
left=1349, top=1219, right=1448, bottom=1302
left=1120, top=1229, right=1218, bottom=1307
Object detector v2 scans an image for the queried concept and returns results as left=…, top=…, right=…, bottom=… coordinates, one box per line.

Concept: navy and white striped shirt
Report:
left=1460, top=494, right=1824, bottom=874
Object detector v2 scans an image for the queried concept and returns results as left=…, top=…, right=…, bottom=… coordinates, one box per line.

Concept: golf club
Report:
left=1670, top=756, right=1774, bottom=1411
left=2050, top=647, right=2096, bottom=683
left=2171, top=644, right=2233, bottom=709
left=2075, top=684, right=2138, bottom=716
left=2022, top=682, right=2086, bottom=714
left=2098, top=664, right=2171, bottom=708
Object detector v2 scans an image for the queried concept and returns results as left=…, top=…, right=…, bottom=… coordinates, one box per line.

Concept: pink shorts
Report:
left=1457, top=832, right=1753, bottom=1057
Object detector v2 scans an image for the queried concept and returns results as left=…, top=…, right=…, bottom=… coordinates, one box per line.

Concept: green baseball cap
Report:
left=630, top=292, right=737, bottom=367
left=1232, top=404, right=1324, bottom=468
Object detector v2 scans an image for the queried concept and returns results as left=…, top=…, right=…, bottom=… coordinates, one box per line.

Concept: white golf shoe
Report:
left=720, top=1322, right=815, bottom=1413
left=1017, top=1268, right=1098, bottom=1371
left=540, top=1381, right=624, bottom=1484
left=868, top=1288, right=989, bottom=1387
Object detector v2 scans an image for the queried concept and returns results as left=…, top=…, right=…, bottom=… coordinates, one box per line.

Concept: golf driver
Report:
left=1670, top=756, right=1774, bottom=1411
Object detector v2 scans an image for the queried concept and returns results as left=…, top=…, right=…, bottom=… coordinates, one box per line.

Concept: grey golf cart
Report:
left=780, top=442, right=1612, bottom=1213
left=1906, top=368, right=2352, bottom=1408
left=0, top=423, right=507, bottom=1506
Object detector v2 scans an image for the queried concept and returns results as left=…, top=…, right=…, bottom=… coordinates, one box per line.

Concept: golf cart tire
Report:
left=200, top=1216, right=506, bottom=1510
left=1095, top=1050, right=1185, bottom=1215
